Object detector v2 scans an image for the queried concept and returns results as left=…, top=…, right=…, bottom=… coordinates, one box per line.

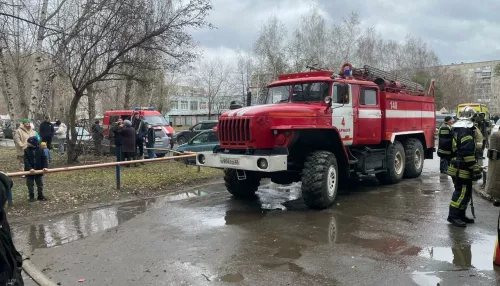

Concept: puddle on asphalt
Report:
left=411, top=271, right=441, bottom=286
left=218, top=273, right=244, bottom=283
left=418, top=235, right=496, bottom=271
left=261, top=262, right=304, bottom=273
left=12, top=190, right=207, bottom=251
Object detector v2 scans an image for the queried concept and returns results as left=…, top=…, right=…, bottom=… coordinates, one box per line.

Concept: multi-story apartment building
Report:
left=442, top=60, right=500, bottom=115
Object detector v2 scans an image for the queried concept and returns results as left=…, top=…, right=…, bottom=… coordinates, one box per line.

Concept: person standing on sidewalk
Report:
left=54, top=120, right=67, bottom=155
left=437, top=116, right=454, bottom=174
left=13, top=119, right=36, bottom=172
left=0, top=172, right=24, bottom=286
left=111, top=117, right=124, bottom=161
left=39, top=117, right=55, bottom=150
left=91, top=120, right=104, bottom=156
left=132, top=112, right=147, bottom=163
left=486, top=130, right=500, bottom=198
left=145, top=122, right=156, bottom=159
left=120, top=120, right=137, bottom=167
left=24, top=136, right=48, bottom=202
left=447, top=107, right=483, bottom=228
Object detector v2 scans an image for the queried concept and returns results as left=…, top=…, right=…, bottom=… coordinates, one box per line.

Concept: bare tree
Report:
left=192, top=57, right=230, bottom=119
left=0, top=47, right=16, bottom=120
left=254, top=15, right=288, bottom=80
left=47, top=0, right=212, bottom=163
left=28, top=0, right=68, bottom=121
left=235, top=51, right=254, bottom=105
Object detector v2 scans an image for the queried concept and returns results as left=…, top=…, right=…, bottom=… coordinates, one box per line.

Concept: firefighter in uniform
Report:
left=447, top=106, right=483, bottom=228
left=486, top=130, right=500, bottom=198
left=437, top=116, right=454, bottom=174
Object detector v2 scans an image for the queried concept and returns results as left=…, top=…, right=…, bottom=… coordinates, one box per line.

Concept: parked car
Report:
left=174, top=129, right=219, bottom=164
left=1, top=119, right=13, bottom=139
left=492, top=119, right=500, bottom=134
left=175, top=120, right=218, bottom=145
left=148, top=127, right=170, bottom=158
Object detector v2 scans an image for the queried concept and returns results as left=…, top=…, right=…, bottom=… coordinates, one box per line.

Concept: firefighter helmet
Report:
left=458, top=106, right=476, bottom=120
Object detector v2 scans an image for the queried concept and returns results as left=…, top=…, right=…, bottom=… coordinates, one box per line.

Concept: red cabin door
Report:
left=355, top=87, right=382, bottom=145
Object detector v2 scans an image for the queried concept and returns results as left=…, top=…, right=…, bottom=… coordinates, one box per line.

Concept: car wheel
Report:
left=177, top=136, right=186, bottom=145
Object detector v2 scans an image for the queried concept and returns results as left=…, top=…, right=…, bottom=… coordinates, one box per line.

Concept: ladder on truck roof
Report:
left=351, top=65, right=425, bottom=92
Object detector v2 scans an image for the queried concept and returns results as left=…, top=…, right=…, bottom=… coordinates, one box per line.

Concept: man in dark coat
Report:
left=0, top=172, right=24, bottom=285
left=39, top=117, right=54, bottom=150
left=24, top=136, right=48, bottom=201
left=145, top=122, right=156, bottom=159
left=91, top=120, right=104, bottom=156
left=119, top=120, right=137, bottom=167
left=110, top=118, right=124, bottom=161
left=437, top=116, right=454, bottom=174
left=132, top=113, right=147, bottom=161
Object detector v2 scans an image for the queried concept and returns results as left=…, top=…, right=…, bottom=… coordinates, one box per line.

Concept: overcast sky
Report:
left=191, top=0, right=500, bottom=65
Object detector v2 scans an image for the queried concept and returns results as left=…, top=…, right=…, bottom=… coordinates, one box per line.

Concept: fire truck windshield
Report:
left=265, top=82, right=330, bottom=104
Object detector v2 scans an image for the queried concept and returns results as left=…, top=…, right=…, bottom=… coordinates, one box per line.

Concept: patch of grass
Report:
left=0, top=146, right=222, bottom=220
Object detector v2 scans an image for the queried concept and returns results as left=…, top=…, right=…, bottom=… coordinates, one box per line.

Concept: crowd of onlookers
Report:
left=7, top=112, right=158, bottom=202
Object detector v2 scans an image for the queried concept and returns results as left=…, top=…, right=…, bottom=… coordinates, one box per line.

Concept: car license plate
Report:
left=155, top=137, right=161, bottom=142
left=220, top=157, right=239, bottom=165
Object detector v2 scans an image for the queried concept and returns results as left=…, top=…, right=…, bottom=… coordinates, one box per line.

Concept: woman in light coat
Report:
left=13, top=119, right=36, bottom=170
left=54, top=120, right=67, bottom=155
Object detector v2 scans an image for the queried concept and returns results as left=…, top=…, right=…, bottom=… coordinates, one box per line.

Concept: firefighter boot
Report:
left=460, top=210, right=474, bottom=224
left=447, top=216, right=466, bottom=227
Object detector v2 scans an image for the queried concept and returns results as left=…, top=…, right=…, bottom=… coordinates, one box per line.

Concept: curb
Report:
left=473, top=185, right=493, bottom=202
left=22, top=259, right=58, bottom=286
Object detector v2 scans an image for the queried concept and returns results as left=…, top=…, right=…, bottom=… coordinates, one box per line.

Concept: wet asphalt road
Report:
left=11, top=156, right=500, bottom=286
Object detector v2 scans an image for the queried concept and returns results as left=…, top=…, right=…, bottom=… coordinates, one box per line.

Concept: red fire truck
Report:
left=196, top=63, right=436, bottom=209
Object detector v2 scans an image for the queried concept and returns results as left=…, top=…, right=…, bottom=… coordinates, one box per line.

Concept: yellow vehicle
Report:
left=457, top=103, right=490, bottom=120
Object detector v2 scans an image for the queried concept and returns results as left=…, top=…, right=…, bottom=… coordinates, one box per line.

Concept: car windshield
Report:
left=496, top=119, right=500, bottom=125
left=143, top=115, right=168, bottom=126
left=264, top=82, right=330, bottom=104
left=191, top=131, right=210, bottom=144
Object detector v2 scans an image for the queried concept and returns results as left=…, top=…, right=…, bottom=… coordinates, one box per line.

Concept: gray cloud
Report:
left=191, top=0, right=500, bottom=64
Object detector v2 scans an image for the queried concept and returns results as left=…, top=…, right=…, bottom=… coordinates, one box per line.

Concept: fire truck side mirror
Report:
left=324, top=96, right=332, bottom=106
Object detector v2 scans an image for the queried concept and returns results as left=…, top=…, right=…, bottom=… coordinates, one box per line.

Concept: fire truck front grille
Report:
left=219, top=118, right=251, bottom=145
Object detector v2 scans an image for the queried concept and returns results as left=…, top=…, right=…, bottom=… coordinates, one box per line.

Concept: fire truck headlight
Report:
left=257, top=158, right=268, bottom=169
left=197, top=154, right=206, bottom=165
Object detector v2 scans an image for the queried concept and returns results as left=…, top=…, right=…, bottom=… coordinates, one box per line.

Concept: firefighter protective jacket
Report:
left=447, top=127, right=481, bottom=181
left=437, top=123, right=453, bottom=158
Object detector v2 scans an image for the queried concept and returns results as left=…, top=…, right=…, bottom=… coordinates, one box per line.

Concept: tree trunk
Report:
left=87, top=84, right=96, bottom=121
left=124, top=77, right=133, bottom=109
left=0, top=48, right=17, bottom=122
left=39, top=71, right=57, bottom=119
left=28, top=0, right=49, bottom=121
left=67, top=93, right=82, bottom=164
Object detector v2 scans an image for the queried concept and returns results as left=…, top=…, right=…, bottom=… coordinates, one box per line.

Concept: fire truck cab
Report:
left=197, top=63, right=436, bottom=209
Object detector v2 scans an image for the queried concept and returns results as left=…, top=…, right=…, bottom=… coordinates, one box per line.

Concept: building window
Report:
left=181, top=101, right=188, bottom=110
left=172, top=101, right=178, bottom=110
left=190, top=101, right=198, bottom=111
left=200, top=102, right=208, bottom=110
left=482, top=72, right=491, bottom=77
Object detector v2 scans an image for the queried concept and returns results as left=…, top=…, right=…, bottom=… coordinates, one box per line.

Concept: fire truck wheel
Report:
left=376, top=141, right=405, bottom=184
left=403, top=138, right=424, bottom=178
left=301, top=151, right=338, bottom=209
left=224, top=169, right=260, bottom=198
